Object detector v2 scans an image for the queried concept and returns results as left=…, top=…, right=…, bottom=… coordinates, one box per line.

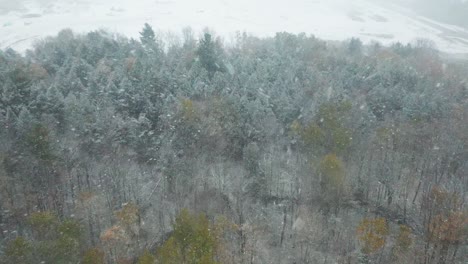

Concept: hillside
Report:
left=0, top=26, right=467, bottom=263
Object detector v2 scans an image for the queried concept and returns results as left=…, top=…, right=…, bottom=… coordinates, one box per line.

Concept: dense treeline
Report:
left=0, top=25, right=467, bottom=263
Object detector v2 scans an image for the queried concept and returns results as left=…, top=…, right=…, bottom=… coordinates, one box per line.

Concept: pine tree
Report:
left=197, top=33, right=223, bottom=78
left=140, top=23, right=156, bottom=46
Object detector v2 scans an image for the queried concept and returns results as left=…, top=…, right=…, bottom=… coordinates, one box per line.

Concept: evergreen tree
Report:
left=140, top=23, right=156, bottom=46
left=196, top=33, right=224, bottom=78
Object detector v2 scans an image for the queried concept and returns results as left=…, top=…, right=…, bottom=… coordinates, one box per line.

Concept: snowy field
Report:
left=1, top=0, right=468, bottom=54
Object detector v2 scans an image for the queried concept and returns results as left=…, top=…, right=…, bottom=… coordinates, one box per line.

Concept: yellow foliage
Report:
left=300, top=102, right=352, bottom=153
left=214, top=214, right=238, bottom=234
left=357, top=217, right=389, bottom=255
left=137, top=250, right=155, bottom=264
left=157, top=209, right=220, bottom=264
left=290, top=120, right=303, bottom=136
left=319, top=153, right=345, bottom=190
left=115, top=203, right=140, bottom=226
left=331, top=127, right=351, bottom=152
left=302, top=123, right=325, bottom=147
left=375, top=127, right=393, bottom=143
left=317, top=101, right=351, bottom=127
left=395, top=225, right=412, bottom=252
left=82, top=247, right=105, bottom=264
left=180, top=98, right=198, bottom=122
left=58, top=219, right=82, bottom=239
left=158, top=236, right=181, bottom=264
left=28, top=211, right=57, bottom=235
left=4, top=237, right=31, bottom=262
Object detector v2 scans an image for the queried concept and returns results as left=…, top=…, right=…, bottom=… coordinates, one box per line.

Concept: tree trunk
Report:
left=280, top=206, right=287, bottom=246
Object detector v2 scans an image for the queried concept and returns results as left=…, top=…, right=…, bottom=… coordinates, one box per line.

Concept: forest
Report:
left=0, top=24, right=467, bottom=263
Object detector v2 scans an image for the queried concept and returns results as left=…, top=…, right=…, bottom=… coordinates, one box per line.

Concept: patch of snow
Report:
left=0, top=0, right=467, bottom=54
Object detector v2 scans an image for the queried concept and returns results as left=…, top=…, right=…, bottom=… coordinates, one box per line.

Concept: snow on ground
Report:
left=1, top=0, right=468, bottom=54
